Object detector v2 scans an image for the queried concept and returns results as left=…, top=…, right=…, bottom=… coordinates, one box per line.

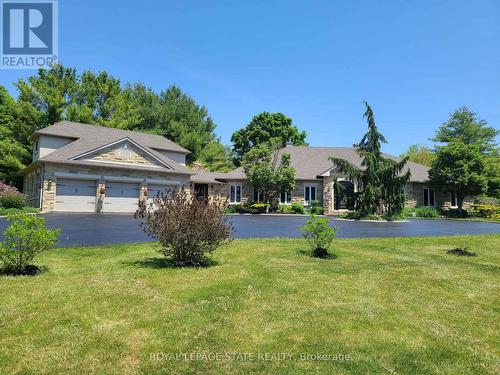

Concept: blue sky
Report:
left=1, top=0, right=498, bottom=155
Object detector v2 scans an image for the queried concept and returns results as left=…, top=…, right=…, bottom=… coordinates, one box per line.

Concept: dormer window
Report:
left=118, top=144, right=133, bottom=158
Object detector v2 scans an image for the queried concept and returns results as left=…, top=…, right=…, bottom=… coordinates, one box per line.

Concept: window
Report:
left=230, top=185, right=241, bottom=204
left=280, top=190, right=292, bottom=204
left=423, top=188, right=435, bottom=206
left=450, top=193, right=458, bottom=208
left=253, top=189, right=264, bottom=202
left=304, top=185, right=316, bottom=205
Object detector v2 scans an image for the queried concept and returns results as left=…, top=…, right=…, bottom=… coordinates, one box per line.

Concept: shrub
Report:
left=250, top=202, right=269, bottom=213
left=136, top=188, right=233, bottom=266
left=301, top=215, right=337, bottom=258
left=0, top=182, right=19, bottom=195
left=475, top=195, right=500, bottom=205
left=310, top=200, right=321, bottom=208
left=310, top=206, right=325, bottom=215
left=278, top=204, right=293, bottom=214
left=471, top=204, right=500, bottom=219
left=291, top=202, right=305, bottom=214
left=414, top=206, right=439, bottom=218
left=0, top=214, right=60, bottom=274
left=0, top=192, right=25, bottom=209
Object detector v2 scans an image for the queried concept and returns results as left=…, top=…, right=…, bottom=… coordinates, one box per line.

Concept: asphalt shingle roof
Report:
left=36, top=121, right=193, bottom=175
left=36, top=121, right=190, bottom=153
left=220, top=146, right=429, bottom=182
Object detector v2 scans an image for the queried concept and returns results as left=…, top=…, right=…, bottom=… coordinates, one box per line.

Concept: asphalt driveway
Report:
left=0, top=213, right=499, bottom=247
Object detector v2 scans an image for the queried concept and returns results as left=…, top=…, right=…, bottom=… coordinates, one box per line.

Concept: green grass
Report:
left=1, top=235, right=499, bottom=374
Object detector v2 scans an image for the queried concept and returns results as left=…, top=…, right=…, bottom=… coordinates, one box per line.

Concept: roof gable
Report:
left=73, top=138, right=171, bottom=169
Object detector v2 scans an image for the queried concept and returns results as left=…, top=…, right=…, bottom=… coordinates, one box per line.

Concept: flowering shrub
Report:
left=0, top=183, right=25, bottom=209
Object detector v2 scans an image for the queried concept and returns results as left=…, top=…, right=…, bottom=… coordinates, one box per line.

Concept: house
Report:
left=23, top=121, right=197, bottom=212
left=215, top=145, right=472, bottom=214
left=23, top=121, right=470, bottom=214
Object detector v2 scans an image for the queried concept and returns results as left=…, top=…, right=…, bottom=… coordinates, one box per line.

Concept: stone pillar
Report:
left=322, top=176, right=334, bottom=215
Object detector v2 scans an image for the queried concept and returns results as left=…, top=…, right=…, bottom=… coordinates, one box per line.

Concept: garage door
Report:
left=147, top=184, right=174, bottom=204
left=104, top=181, right=140, bottom=212
left=55, top=178, right=96, bottom=212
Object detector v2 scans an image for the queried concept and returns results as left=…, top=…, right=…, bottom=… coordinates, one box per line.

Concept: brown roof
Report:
left=35, top=121, right=193, bottom=175
left=220, top=145, right=430, bottom=182
left=36, top=121, right=190, bottom=153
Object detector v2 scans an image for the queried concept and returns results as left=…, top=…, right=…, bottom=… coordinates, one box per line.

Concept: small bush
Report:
left=475, top=195, right=500, bottom=205
left=471, top=204, right=500, bottom=219
left=310, top=206, right=325, bottom=215
left=0, top=191, right=25, bottom=209
left=291, top=202, right=305, bottom=214
left=0, top=214, right=60, bottom=274
left=136, top=188, right=233, bottom=267
left=301, top=215, right=337, bottom=258
left=403, top=206, right=440, bottom=218
left=250, top=202, right=269, bottom=213
left=278, top=204, right=293, bottom=213
left=310, top=200, right=321, bottom=208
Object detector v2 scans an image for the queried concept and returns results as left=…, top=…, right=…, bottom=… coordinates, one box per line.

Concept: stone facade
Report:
left=85, top=144, right=157, bottom=166
left=405, top=182, right=474, bottom=210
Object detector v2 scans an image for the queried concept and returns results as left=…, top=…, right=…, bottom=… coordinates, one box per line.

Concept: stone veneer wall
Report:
left=87, top=145, right=157, bottom=166
left=39, top=163, right=190, bottom=212
left=405, top=182, right=474, bottom=210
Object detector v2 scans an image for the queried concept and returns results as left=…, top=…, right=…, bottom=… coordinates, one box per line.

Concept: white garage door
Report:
left=55, top=178, right=96, bottom=212
left=104, top=181, right=140, bottom=212
left=147, top=184, right=174, bottom=204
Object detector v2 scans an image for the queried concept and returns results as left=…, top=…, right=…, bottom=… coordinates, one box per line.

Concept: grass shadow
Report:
left=0, top=264, right=48, bottom=277
left=124, top=257, right=220, bottom=269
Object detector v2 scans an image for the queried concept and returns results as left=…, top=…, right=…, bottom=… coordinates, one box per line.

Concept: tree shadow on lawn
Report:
left=123, top=257, right=220, bottom=270
left=0, top=264, right=48, bottom=277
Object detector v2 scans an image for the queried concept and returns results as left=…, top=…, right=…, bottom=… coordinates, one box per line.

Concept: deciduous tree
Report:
left=231, top=112, right=307, bottom=165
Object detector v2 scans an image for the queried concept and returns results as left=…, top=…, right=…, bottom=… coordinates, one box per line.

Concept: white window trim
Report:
left=304, top=185, right=317, bottom=206
left=253, top=188, right=264, bottom=202
left=229, top=184, right=242, bottom=205
left=280, top=190, right=292, bottom=204
left=423, top=188, right=435, bottom=207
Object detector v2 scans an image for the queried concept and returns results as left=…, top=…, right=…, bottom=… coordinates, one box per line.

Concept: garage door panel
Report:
left=104, top=182, right=140, bottom=212
left=55, top=179, right=96, bottom=212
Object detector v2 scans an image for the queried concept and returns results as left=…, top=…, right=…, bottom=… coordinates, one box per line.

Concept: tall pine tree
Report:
left=330, top=102, right=410, bottom=217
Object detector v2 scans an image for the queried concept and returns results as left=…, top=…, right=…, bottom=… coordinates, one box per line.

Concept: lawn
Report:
left=0, top=235, right=499, bottom=374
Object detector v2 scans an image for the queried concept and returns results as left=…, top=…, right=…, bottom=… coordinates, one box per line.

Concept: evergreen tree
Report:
left=330, top=102, right=410, bottom=217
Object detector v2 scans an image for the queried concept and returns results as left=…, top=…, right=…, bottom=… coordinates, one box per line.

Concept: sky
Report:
left=1, top=0, right=499, bottom=156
